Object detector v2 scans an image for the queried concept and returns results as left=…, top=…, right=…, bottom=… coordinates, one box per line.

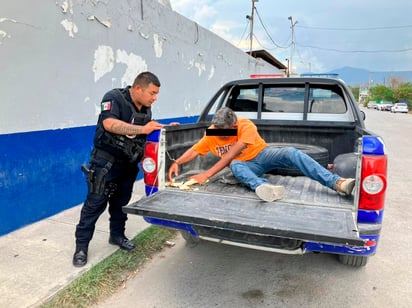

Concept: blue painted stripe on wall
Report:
left=157, top=115, right=199, bottom=125
left=0, top=126, right=95, bottom=235
left=0, top=115, right=198, bottom=236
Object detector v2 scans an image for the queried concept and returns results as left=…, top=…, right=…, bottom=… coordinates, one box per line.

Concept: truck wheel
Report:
left=268, top=143, right=329, bottom=176
left=338, top=254, right=368, bottom=267
left=180, top=231, right=200, bottom=247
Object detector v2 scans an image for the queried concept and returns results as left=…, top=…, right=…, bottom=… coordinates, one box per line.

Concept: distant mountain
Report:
left=321, top=66, right=412, bottom=87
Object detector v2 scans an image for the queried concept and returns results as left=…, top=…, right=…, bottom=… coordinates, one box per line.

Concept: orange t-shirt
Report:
left=192, top=117, right=267, bottom=161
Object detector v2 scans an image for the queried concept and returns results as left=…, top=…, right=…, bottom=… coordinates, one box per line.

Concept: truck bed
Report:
left=124, top=168, right=362, bottom=246
left=178, top=168, right=353, bottom=208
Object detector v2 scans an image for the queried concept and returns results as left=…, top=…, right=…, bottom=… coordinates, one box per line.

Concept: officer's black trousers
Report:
left=75, top=157, right=139, bottom=249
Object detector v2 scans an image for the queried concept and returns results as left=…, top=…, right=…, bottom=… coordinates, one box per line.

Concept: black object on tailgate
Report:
left=124, top=190, right=364, bottom=246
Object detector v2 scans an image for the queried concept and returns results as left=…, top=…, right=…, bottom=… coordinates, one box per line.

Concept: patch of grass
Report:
left=41, top=226, right=177, bottom=308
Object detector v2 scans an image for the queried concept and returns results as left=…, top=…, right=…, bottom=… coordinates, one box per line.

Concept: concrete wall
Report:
left=0, top=0, right=281, bottom=235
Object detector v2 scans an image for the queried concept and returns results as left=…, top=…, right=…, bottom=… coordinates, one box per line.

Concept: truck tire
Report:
left=267, top=143, right=329, bottom=176
left=338, top=254, right=368, bottom=267
left=180, top=230, right=200, bottom=247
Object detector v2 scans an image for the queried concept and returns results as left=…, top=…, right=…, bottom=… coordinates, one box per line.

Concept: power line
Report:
left=252, top=33, right=281, bottom=51
left=297, top=24, right=412, bottom=31
left=236, top=19, right=250, bottom=48
left=254, top=7, right=290, bottom=49
left=297, top=43, right=412, bottom=53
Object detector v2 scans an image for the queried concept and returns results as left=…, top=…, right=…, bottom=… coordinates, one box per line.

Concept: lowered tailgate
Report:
left=124, top=190, right=364, bottom=246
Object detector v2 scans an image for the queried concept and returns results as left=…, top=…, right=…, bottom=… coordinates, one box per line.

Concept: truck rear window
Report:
left=228, top=85, right=347, bottom=114
left=263, top=86, right=305, bottom=113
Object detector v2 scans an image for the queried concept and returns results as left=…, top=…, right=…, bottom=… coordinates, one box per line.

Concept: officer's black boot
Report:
left=109, top=235, right=136, bottom=251
left=72, top=247, right=88, bottom=267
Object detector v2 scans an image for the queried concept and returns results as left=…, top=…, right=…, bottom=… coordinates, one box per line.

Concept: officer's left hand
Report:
left=142, top=121, right=164, bottom=134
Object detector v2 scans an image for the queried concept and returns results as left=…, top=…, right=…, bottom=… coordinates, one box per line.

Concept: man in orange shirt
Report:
left=168, top=107, right=355, bottom=202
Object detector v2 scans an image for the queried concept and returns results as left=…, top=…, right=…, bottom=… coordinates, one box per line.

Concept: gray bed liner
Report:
left=124, top=170, right=362, bottom=246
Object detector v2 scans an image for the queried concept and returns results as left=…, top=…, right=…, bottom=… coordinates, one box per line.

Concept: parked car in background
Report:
left=367, top=101, right=377, bottom=109
left=391, top=102, right=409, bottom=113
left=377, top=102, right=393, bottom=111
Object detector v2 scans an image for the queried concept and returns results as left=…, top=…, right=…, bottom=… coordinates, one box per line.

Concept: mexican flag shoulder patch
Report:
left=101, top=101, right=112, bottom=111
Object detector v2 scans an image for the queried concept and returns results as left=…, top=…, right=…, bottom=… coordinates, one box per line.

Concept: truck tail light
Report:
left=142, top=130, right=162, bottom=191
left=359, top=136, right=387, bottom=211
left=142, top=141, right=159, bottom=187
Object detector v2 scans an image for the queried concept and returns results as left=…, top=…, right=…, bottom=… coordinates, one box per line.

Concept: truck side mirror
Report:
left=360, top=110, right=366, bottom=120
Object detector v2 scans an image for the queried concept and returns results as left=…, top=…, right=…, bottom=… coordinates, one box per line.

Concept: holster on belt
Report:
left=81, top=149, right=116, bottom=196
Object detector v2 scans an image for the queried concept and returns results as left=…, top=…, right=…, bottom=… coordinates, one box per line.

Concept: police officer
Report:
left=73, top=71, right=164, bottom=267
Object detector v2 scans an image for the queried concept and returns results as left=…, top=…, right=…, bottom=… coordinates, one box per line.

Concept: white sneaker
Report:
left=255, top=183, right=285, bottom=202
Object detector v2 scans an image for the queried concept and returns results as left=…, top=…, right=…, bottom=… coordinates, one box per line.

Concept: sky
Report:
left=169, top=0, right=412, bottom=74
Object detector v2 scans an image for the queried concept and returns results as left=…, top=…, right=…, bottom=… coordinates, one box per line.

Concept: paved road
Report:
left=96, top=108, right=412, bottom=308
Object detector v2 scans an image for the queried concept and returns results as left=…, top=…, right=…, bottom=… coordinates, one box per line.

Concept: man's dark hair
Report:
left=133, top=71, right=161, bottom=88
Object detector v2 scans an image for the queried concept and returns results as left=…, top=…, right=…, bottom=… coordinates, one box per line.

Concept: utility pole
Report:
left=285, top=58, right=290, bottom=77
left=288, top=16, right=298, bottom=76
left=247, top=0, right=258, bottom=54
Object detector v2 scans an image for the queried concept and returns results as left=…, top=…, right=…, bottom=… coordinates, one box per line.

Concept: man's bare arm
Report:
left=188, top=141, right=247, bottom=184
left=168, top=148, right=199, bottom=181
left=103, top=118, right=163, bottom=135
left=203, top=141, right=247, bottom=178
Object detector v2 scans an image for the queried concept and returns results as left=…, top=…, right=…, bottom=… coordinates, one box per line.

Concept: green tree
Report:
left=369, top=85, right=394, bottom=102
left=393, top=82, right=412, bottom=108
left=349, top=86, right=360, bottom=101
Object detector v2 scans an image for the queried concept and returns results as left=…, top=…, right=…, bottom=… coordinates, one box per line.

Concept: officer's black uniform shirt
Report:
left=98, top=86, right=150, bottom=126
left=93, top=86, right=151, bottom=161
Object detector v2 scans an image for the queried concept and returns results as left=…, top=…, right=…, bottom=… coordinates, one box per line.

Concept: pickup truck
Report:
left=124, top=77, right=387, bottom=267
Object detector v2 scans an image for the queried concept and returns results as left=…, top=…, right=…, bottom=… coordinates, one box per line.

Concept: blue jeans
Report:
left=230, top=146, right=340, bottom=191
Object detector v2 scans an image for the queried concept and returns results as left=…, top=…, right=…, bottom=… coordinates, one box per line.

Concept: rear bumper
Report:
left=304, top=234, right=379, bottom=256
left=143, top=216, right=379, bottom=256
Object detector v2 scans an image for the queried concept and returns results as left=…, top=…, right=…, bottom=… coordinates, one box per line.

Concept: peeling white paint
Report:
left=0, top=17, right=17, bottom=23
left=0, top=17, right=16, bottom=44
left=139, top=32, right=150, bottom=40
left=153, top=33, right=163, bottom=58
left=194, top=62, right=205, bottom=76
left=60, top=0, right=74, bottom=14
left=186, top=59, right=208, bottom=76
left=61, top=1, right=69, bottom=13
left=60, top=19, right=78, bottom=38
left=0, top=30, right=10, bottom=43
left=116, top=49, right=148, bottom=87
left=182, top=98, right=202, bottom=115
left=92, top=45, right=114, bottom=82
left=92, top=46, right=148, bottom=85
left=208, top=65, right=215, bottom=80
left=187, top=59, right=194, bottom=69
left=87, top=15, right=111, bottom=28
